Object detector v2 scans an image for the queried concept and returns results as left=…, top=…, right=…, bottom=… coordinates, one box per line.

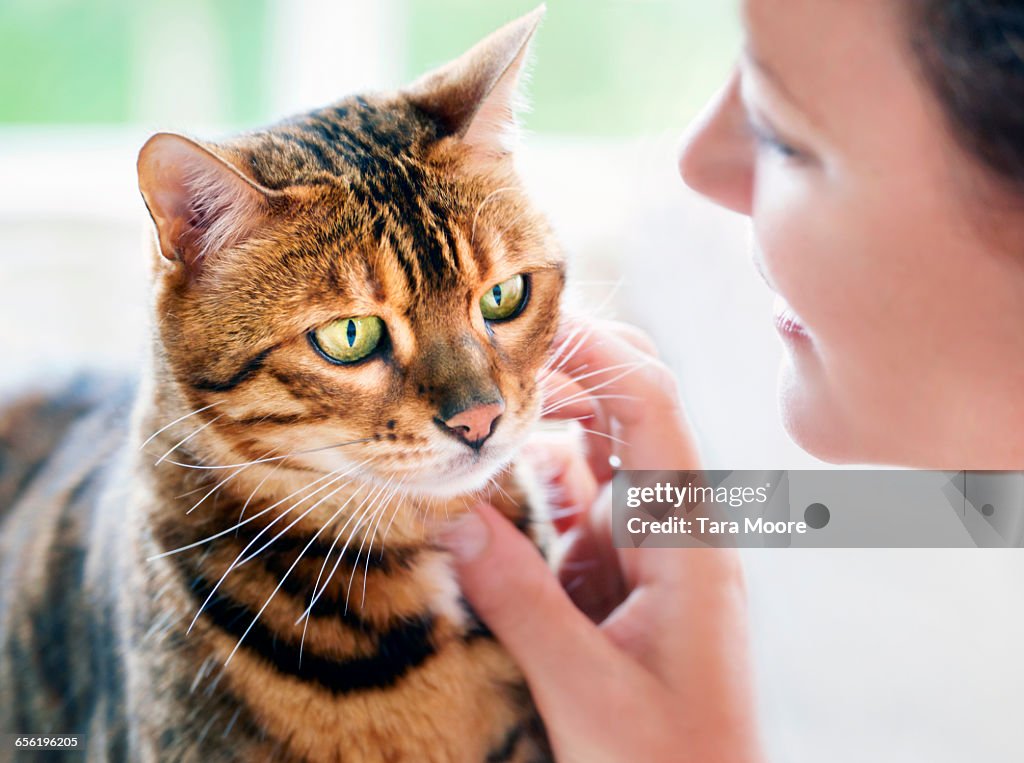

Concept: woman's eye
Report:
left=480, top=274, right=528, bottom=322
left=310, top=316, right=384, bottom=364
left=746, top=119, right=804, bottom=162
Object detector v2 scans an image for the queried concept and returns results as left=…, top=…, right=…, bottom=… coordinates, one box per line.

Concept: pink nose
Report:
left=443, top=402, right=504, bottom=446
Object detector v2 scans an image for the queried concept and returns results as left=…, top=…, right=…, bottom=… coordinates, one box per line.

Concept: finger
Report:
left=606, top=547, right=751, bottom=692
left=553, top=319, right=675, bottom=426
left=437, top=504, right=635, bottom=709
left=555, top=487, right=627, bottom=622
left=555, top=315, right=659, bottom=359
left=538, top=371, right=616, bottom=483
left=520, top=435, right=599, bottom=531
left=538, top=369, right=594, bottom=421
left=552, top=321, right=700, bottom=470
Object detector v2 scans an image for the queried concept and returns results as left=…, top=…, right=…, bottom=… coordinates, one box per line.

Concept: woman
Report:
left=441, top=1, right=1024, bottom=761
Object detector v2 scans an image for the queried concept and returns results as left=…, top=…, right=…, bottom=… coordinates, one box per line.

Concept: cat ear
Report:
left=137, top=133, right=272, bottom=272
left=405, top=5, right=545, bottom=157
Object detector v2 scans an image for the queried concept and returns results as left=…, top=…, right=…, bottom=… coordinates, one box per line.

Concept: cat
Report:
left=0, top=7, right=566, bottom=762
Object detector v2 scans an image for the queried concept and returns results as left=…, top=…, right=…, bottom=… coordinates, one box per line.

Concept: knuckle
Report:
left=646, top=361, right=680, bottom=401
left=632, top=331, right=661, bottom=358
left=612, top=322, right=660, bottom=357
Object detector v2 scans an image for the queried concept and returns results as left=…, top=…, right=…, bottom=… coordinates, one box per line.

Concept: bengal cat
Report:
left=0, top=8, right=565, bottom=762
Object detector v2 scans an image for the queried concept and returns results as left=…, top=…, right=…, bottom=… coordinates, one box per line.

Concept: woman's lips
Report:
left=773, top=294, right=810, bottom=339
left=752, top=254, right=810, bottom=340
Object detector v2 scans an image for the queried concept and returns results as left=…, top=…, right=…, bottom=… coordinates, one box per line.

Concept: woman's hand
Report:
left=439, top=319, right=764, bottom=763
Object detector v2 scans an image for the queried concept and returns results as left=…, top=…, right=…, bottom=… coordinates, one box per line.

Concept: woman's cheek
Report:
left=751, top=171, right=838, bottom=330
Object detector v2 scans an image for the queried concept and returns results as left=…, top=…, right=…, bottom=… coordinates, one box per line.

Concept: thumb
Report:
left=438, top=503, right=623, bottom=706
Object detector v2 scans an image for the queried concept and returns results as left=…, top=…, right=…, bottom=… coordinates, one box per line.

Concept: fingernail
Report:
left=438, top=511, right=489, bottom=562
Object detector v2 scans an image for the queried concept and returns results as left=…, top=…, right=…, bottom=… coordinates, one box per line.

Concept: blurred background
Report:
left=1, top=1, right=1021, bottom=761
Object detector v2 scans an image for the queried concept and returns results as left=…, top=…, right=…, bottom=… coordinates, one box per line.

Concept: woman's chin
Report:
left=776, top=357, right=934, bottom=467
left=776, top=357, right=864, bottom=465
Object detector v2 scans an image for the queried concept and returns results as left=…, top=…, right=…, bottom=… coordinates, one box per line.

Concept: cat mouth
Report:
left=388, top=446, right=512, bottom=497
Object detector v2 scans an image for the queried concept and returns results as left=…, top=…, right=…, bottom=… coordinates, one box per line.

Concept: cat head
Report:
left=137, top=7, right=564, bottom=497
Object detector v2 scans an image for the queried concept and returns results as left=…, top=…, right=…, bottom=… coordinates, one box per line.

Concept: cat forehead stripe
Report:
left=247, top=98, right=466, bottom=292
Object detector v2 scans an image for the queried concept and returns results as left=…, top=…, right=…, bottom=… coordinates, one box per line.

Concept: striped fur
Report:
left=1, top=9, right=564, bottom=762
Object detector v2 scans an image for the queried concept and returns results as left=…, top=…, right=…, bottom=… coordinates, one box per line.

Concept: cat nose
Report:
left=440, top=401, right=505, bottom=449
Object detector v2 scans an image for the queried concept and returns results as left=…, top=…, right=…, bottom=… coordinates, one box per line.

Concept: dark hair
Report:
left=908, top=1, right=1024, bottom=191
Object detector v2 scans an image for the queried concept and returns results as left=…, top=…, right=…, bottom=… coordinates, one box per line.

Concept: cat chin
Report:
left=394, top=458, right=510, bottom=499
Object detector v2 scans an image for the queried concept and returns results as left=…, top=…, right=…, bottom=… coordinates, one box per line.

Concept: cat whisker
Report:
left=540, top=393, right=640, bottom=418
left=149, top=460, right=364, bottom=561
left=563, top=574, right=589, bottom=595
left=359, top=482, right=403, bottom=608
left=184, top=463, right=360, bottom=634
left=548, top=505, right=584, bottom=522
left=161, top=436, right=375, bottom=471
left=222, top=474, right=371, bottom=667
left=378, top=484, right=413, bottom=558
left=538, top=280, right=626, bottom=379
left=297, top=484, right=374, bottom=664
left=184, top=463, right=254, bottom=516
left=549, top=414, right=595, bottom=424
left=182, top=445, right=285, bottom=516
left=568, top=277, right=624, bottom=323
left=154, top=415, right=222, bottom=465
left=139, top=402, right=220, bottom=451
left=494, top=208, right=533, bottom=242
left=175, top=482, right=218, bottom=500
left=538, top=361, right=648, bottom=414
left=541, top=321, right=588, bottom=368
left=482, top=469, right=515, bottom=508
left=298, top=479, right=392, bottom=627
left=576, top=427, right=629, bottom=447
left=237, top=466, right=366, bottom=566
left=538, top=324, right=594, bottom=381
left=470, top=186, right=518, bottom=246
left=298, top=485, right=381, bottom=628
left=345, top=482, right=400, bottom=614
left=238, top=459, right=286, bottom=525
left=540, top=359, right=646, bottom=398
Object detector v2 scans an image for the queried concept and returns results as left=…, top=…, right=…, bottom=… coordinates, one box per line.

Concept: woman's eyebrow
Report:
left=741, top=45, right=819, bottom=123
left=743, top=47, right=797, bottom=101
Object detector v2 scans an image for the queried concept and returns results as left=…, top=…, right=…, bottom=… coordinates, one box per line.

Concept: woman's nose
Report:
left=677, top=68, right=754, bottom=216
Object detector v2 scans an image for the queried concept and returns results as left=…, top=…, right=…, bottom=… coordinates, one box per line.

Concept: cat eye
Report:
left=309, top=316, right=385, bottom=365
left=480, top=274, right=528, bottom=322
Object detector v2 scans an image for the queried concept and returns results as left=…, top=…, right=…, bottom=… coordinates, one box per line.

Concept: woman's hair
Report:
left=908, top=1, right=1024, bottom=191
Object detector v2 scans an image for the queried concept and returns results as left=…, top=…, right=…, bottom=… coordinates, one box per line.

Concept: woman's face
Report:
left=679, top=0, right=1024, bottom=468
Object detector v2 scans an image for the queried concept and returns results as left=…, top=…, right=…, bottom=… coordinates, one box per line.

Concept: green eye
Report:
left=310, top=316, right=384, bottom=364
left=480, top=274, right=528, bottom=321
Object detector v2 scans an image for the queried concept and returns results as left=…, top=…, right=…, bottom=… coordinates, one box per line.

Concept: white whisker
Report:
left=184, top=463, right=252, bottom=516
left=576, top=427, right=629, bottom=447
left=379, top=485, right=412, bottom=556
left=149, top=461, right=362, bottom=561
left=155, top=415, right=222, bottom=465
left=139, top=402, right=219, bottom=451
left=541, top=393, right=640, bottom=417
left=238, top=460, right=285, bottom=524
left=223, top=474, right=371, bottom=667
left=359, top=484, right=402, bottom=607
left=184, top=464, right=359, bottom=634
left=162, top=437, right=374, bottom=471
left=540, top=360, right=646, bottom=401
left=470, top=186, right=517, bottom=246
left=297, top=484, right=372, bottom=663
left=298, top=479, right=392, bottom=626
left=344, top=483, right=398, bottom=614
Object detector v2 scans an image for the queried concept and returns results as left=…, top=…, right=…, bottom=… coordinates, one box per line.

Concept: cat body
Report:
left=0, top=8, right=563, bottom=762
